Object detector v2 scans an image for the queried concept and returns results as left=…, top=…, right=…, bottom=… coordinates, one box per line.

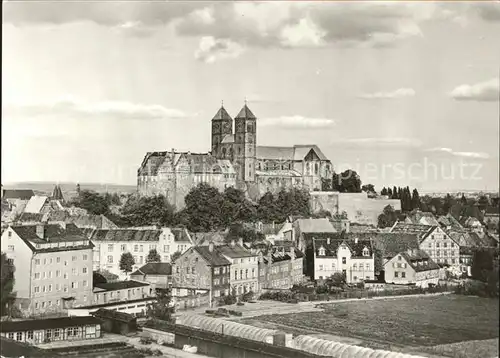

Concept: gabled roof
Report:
left=131, top=262, right=172, bottom=276
left=2, top=189, right=34, bottom=200
left=171, top=228, right=192, bottom=243
left=90, top=228, right=161, bottom=242
left=193, top=246, right=231, bottom=267
left=389, top=222, right=434, bottom=237
left=262, top=248, right=304, bottom=264
left=260, top=223, right=286, bottom=236
left=94, top=280, right=149, bottom=292
left=217, top=243, right=257, bottom=258
left=191, top=231, right=227, bottom=246
left=406, top=210, right=440, bottom=226
left=212, top=106, right=233, bottom=121
left=313, top=237, right=373, bottom=258
left=295, top=218, right=337, bottom=234
left=256, top=146, right=294, bottom=160
left=10, top=223, right=88, bottom=246
left=235, top=104, right=256, bottom=120
left=68, top=214, right=118, bottom=229
left=437, top=213, right=464, bottom=231
left=293, top=145, right=329, bottom=161
left=0, top=316, right=101, bottom=333
left=92, top=308, right=136, bottom=323
left=24, top=195, right=49, bottom=214
left=397, top=250, right=440, bottom=273
left=52, top=184, right=65, bottom=201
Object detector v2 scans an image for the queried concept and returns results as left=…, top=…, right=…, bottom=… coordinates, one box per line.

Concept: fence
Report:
left=259, top=284, right=454, bottom=303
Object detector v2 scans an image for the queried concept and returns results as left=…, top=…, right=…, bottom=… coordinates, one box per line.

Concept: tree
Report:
left=471, top=249, right=495, bottom=282
left=76, top=183, right=81, bottom=195
left=121, top=195, right=175, bottom=227
left=443, top=193, right=455, bottom=214
left=183, top=183, right=224, bottom=232
left=275, top=188, right=311, bottom=221
left=327, top=272, right=346, bottom=287
left=381, top=187, right=388, bottom=196
left=378, top=205, right=399, bottom=228
left=387, top=187, right=393, bottom=197
left=119, top=252, right=135, bottom=275
left=257, top=192, right=280, bottom=223
left=146, top=249, right=161, bottom=263
left=72, top=190, right=110, bottom=215
left=1, top=253, right=16, bottom=316
left=170, top=251, right=182, bottom=263
left=146, top=288, right=175, bottom=322
left=461, top=194, right=467, bottom=205
left=225, top=223, right=264, bottom=244
left=337, top=170, right=362, bottom=193
left=361, top=184, right=376, bottom=194
left=221, top=187, right=257, bottom=226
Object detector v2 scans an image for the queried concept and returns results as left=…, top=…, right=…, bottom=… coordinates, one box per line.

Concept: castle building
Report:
left=137, top=103, right=332, bottom=208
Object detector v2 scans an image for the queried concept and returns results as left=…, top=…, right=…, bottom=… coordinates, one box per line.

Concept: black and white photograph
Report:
left=1, top=1, right=499, bottom=357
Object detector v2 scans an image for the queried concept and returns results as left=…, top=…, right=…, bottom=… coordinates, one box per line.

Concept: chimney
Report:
left=327, top=238, right=330, bottom=245
left=36, top=224, right=45, bottom=239
left=238, top=237, right=243, bottom=247
left=231, top=240, right=236, bottom=247
left=354, top=237, right=358, bottom=244
left=209, top=241, right=214, bottom=253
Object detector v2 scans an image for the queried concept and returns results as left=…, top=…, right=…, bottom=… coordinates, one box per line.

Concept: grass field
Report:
left=241, top=295, right=499, bottom=349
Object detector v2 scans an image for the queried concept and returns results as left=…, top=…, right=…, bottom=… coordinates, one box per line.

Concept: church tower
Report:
left=234, top=103, right=257, bottom=182
left=211, top=104, right=233, bottom=158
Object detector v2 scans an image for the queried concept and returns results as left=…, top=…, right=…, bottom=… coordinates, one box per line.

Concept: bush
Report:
left=140, top=336, right=153, bottom=345
left=218, top=294, right=237, bottom=306
left=153, top=349, right=163, bottom=356
left=237, top=302, right=244, bottom=306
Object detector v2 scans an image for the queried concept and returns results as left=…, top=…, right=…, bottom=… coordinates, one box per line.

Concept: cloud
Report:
left=330, top=137, right=422, bottom=148
left=2, top=1, right=202, bottom=26
left=468, top=2, right=500, bottom=22
left=112, top=21, right=156, bottom=37
left=195, top=36, right=245, bottom=64
left=3, top=96, right=189, bottom=121
left=358, top=88, right=416, bottom=100
left=260, top=115, right=335, bottom=129
left=450, top=78, right=499, bottom=102
left=425, top=147, right=490, bottom=159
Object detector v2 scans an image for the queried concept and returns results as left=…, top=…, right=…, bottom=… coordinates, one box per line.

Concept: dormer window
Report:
left=318, top=247, right=326, bottom=256
left=362, top=247, right=369, bottom=257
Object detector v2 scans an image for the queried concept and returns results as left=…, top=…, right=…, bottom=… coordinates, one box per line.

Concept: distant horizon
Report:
left=2, top=180, right=498, bottom=195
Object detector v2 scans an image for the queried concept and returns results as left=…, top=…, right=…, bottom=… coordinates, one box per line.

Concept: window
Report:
left=436, top=250, right=441, bottom=257
left=27, top=331, right=33, bottom=340
left=164, top=245, right=169, bottom=253
left=107, top=256, right=113, bottom=264
left=436, top=243, right=440, bottom=248
left=401, top=272, right=406, bottom=278
left=176, top=267, right=179, bottom=273
left=54, top=328, right=60, bottom=338
left=219, top=267, right=223, bottom=275
left=48, top=284, right=52, bottom=292
left=35, top=259, right=41, bottom=265
left=8, top=245, right=14, bottom=252
left=72, top=255, right=77, bottom=261
left=235, top=270, right=238, bottom=280
left=139, top=245, right=144, bottom=252
left=362, top=248, right=369, bottom=257
left=192, top=267, right=195, bottom=274
left=82, top=267, right=88, bottom=274
left=35, top=273, right=40, bottom=280
left=394, top=272, right=399, bottom=277
left=8, top=333, right=14, bottom=340
left=72, top=268, right=77, bottom=275
left=64, top=260, right=68, bottom=266
left=71, top=282, right=78, bottom=289
left=41, top=301, right=45, bottom=308
left=319, top=264, right=324, bottom=271
left=121, top=244, right=126, bottom=252
left=83, top=254, right=88, bottom=260
left=83, top=280, right=88, bottom=287
left=428, top=243, right=432, bottom=248
left=318, top=248, right=326, bottom=256
left=48, top=271, right=52, bottom=279
left=444, top=242, right=447, bottom=248
left=342, top=257, right=346, bottom=264
left=451, top=258, right=455, bottom=264
left=56, top=284, right=60, bottom=291
left=56, top=257, right=61, bottom=263
left=16, top=332, right=22, bottom=341
left=353, top=264, right=357, bottom=271
left=108, top=244, right=114, bottom=252
left=186, top=267, right=189, bottom=274
left=63, top=273, right=68, bottom=279
left=134, top=245, right=139, bottom=252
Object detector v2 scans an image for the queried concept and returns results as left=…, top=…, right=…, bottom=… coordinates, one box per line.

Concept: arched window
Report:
left=362, top=248, right=369, bottom=257
left=222, top=147, right=227, bottom=158
left=318, top=247, right=326, bottom=256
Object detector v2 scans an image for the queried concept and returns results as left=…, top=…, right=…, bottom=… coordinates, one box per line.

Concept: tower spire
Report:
left=221, top=99, right=224, bottom=108
left=244, top=97, right=247, bottom=106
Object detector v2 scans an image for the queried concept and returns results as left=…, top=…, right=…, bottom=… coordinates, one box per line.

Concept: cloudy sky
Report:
left=2, top=1, right=499, bottom=192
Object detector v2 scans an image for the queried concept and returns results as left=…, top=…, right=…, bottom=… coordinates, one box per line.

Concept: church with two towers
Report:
left=137, top=103, right=332, bottom=208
